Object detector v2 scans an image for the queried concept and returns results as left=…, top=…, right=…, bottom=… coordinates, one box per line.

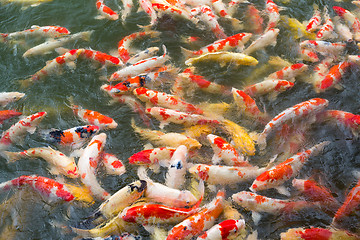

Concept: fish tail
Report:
left=256, top=133, right=267, bottom=151
left=18, top=77, right=34, bottom=89
left=200, top=102, right=231, bottom=118
left=81, top=31, right=94, bottom=42
left=64, top=183, right=95, bottom=205
left=180, top=47, right=195, bottom=60
left=229, top=17, right=244, bottom=31
left=131, top=118, right=162, bottom=140
left=2, top=151, right=22, bottom=163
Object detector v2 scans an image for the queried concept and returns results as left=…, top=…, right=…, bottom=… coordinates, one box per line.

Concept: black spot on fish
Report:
left=123, top=81, right=130, bottom=88
left=139, top=75, right=149, bottom=87
left=171, top=161, right=182, bottom=169
left=49, top=130, right=65, bottom=143
left=75, top=126, right=95, bottom=138
left=128, top=180, right=147, bottom=192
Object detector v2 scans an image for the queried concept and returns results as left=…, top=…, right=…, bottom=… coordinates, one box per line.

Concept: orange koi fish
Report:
left=128, top=147, right=176, bottom=170
left=166, top=190, right=225, bottom=240
left=257, top=98, right=329, bottom=150
left=96, top=0, right=119, bottom=20
left=79, top=48, right=123, bottom=67
left=250, top=141, right=330, bottom=193
left=197, top=219, right=245, bottom=240
left=4, top=25, right=70, bottom=40
left=266, top=63, right=308, bottom=82
left=333, top=6, right=360, bottom=41
left=78, top=133, right=110, bottom=200
left=316, top=8, right=334, bottom=40
left=306, top=5, right=321, bottom=32
left=265, top=0, right=280, bottom=31
left=0, top=175, right=74, bottom=202
left=0, top=110, right=22, bottom=124
left=102, top=153, right=126, bottom=175
left=280, top=227, right=360, bottom=240
left=0, top=111, right=47, bottom=150
left=300, top=48, right=319, bottom=62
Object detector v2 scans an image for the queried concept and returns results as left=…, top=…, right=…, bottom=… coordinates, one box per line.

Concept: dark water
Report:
left=0, top=0, right=360, bottom=239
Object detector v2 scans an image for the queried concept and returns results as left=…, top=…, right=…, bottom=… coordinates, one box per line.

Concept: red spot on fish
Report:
left=299, top=228, right=332, bottom=240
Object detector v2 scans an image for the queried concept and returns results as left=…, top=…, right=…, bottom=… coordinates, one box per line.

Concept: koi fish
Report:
left=0, top=92, right=25, bottom=107
left=139, top=0, right=158, bottom=25
left=207, top=134, right=249, bottom=166
left=96, top=0, right=119, bottom=20
left=245, top=4, right=263, bottom=34
left=333, top=6, right=360, bottom=41
left=70, top=103, right=118, bottom=130
left=127, top=46, right=159, bottom=65
left=334, top=16, right=353, bottom=41
left=315, top=61, right=352, bottom=92
left=306, top=5, right=321, bottom=32
left=109, top=45, right=169, bottom=81
left=185, top=51, right=258, bottom=67
left=0, top=111, right=47, bottom=150
left=310, top=57, right=333, bottom=88
left=22, top=31, right=93, bottom=58
left=197, top=219, right=246, bottom=240
left=280, top=227, right=360, bottom=240
left=4, top=25, right=70, bottom=40
left=190, top=5, right=227, bottom=39
left=280, top=15, right=316, bottom=39
left=78, top=48, right=123, bottom=67
left=165, top=145, right=188, bottom=189
left=189, top=164, right=265, bottom=185
left=78, top=133, right=110, bottom=200
left=102, top=153, right=126, bottom=175
left=117, top=30, right=161, bottom=63
left=250, top=141, right=330, bottom=193
left=210, top=0, right=243, bottom=30
left=227, top=0, right=248, bottom=16
left=266, top=63, right=308, bottom=82
left=265, top=0, right=280, bottom=31
left=243, top=28, right=280, bottom=55
left=300, top=48, right=319, bottom=62
left=166, top=190, right=225, bottom=240
left=243, top=79, right=294, bottom=100
left=0, top=175, right=74, bottom=202
left=316, top=7, right=334, bottom=40
left=133, top=87, right=204, bottom=114
left=322, top=109, right=360, bottom=136
left=119, top=0, right=133, bottom=21
left=257, top=98, right=329, bottom=150
left=3, top=146, right=79, bottom=178
left=151, top=0, right=194, bottom=23
left=299, top=40, right=346, bottom=57
left=0, top=110, right=22, bottom=124
left=46, top=125, right=100, bottom=149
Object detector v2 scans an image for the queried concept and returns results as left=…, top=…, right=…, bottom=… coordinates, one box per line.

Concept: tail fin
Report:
left=80, top=31, right=94, bottom=42
left=64, top=183, right=95, bottom=205
left=18, top=77, right=34, bottom=89
left=180, top=47, right=195, bottom=60
left=199, top=102, right=230, bottom=118
left=2, top=151, right=22, bottom=163
left=228, top=17, right=244, bottom=31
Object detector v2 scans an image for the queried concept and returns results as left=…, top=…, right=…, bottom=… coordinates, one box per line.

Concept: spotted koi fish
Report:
left=166, top=190, right=225, bottom=240
left=127, top=46, right=159, bottom=65
left=313, top=61, right=352, bottom=93
left=190, top=5, right=227, bottom=39
left=185, top=51, right=258, bottom=67
left=316, top=8, right=334, bottom=40
left=243, top=28, right=280, bottom=55
left=110, top=46, right=169, bottom=82
left=232, top=88, right=269, bottom=124
left=322, top=109, right=360, bottom=136
left=78, top=133, right=110, bottom=200
left=0, top=111, right=47, bottom=150
left=257, top=98, right=329, bottom=150
left=4, top=25, right=70, bottom=40
left=310, top=57, right=333, bottom=87
left=280, top=227, right=360, bottom=240
left=78, top=48, right=123, bottom=67
left=181, top=32, right=252, bottom=59
left=299, top=40, right=346, bottom=57
left=129, top=147, right=175, bottom=172
left=197, top=219, right=245, bottom=240
left=210, top=0, right=243, bottom=30
left=46, top=125, right=100, bottom=149
left=245, top=4, right=263, bottom=34
left=0, top=175, right=74, bottom=202
left=3, top=146, right=79, bottom=178
left=306, top=5, right=321, bottom=32
left=333, top=6, right=360, bottom=41
left=265, top=0, right=280, bottom=31
left=300, top=48, right=319, bottom=62
left=139, top=0, right=158, bottom=25
left=0, top=110, right=22, bottom=124
left=266, top=63, right=308, bottom=82
left=151, top=0, right=194, bottom=21
left=96, top=0, right=119, bottom=20
left=243, top=79, right=294, bottom=100
left=207, top=134, right=249, bottom=166
left=250, top=141, right=330, bottom=193
left=165, top=145, right=188, bottom=189
left=71, top=104, right=118, bottom=130
left=0, top=92, right=25, bottom=107
left=117, top=30, right=161, bottom=63
left=102, top=153, right=126, bottom=175
left=133, top=87, right=204, bottom=114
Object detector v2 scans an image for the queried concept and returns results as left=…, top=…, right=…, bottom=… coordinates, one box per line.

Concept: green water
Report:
left=0, top=0, right=360, bottom=239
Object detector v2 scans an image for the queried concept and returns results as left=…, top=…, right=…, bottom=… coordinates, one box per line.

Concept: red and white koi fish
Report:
left=250, top=141, right=330, bottom=193
left=117, top=30, right=161, bottom=63
left=5, top=25, right=70, bottom=40
left=266, top=63, right=308, bottom=82
left=322, top=109, right=360, bottom=136
left=22, top=31, right=93, bottom=58
left=138, top=167, right=199, bottom=207
left=96, top=0, right=119, bottom=20
left=165, top=145, right=188, bottom=189
left=128, top=147, right=175, bottom=172
left=3, top=147, right=79, bottom=178
left=316, top=8, right=334, bottom=40
left=207, top=134, right=249, bottom=166
left=127, top=46, right=159, bottom=65
left=243, top=28, right=280, bottom=55
left=0, top=92, right=25, bottom=107
left=78, top=133, right=110, bottom=200
left=181, top=32, right=252, bottom=59
left=0, top=111, right=47, bottom=150
left=120, top=0, right=134, bottom=21
left=120, top=188, right=203, bottom=224
left=245, top=4, right=263, bottom=34
left=300, top=48, right=319, bottom=62
left=152, top=0, right=194, bottom=22
left=333, top=6, right=360, bottom=41
left=139, top=0, right=158, bottom=25
left=313, top=61, right=352, bottom=93
left=133, top=87, right=204, bottom=114
left=332, top=178, right=360, bottom=225
left=78, top=48, right=123, bottom=67
left=280, top=227, right=360, bottom=240
left=110, top=46, right=169, bottom=82
left=265, top=0, right=280, bottom=31
left=102, top=153, right=126, bottom=175
left=189, top=164, right=265, bottom=185
left=46, top=125, right=100, bottom=149
left=310, top=57, right=333, bottom=87
left=0, top=175, right=74, bottom=202
left=306, top=5, right=321, bottom=32
left=257, top=98, right=329, bottom=150
left=71, top=103, right=118, bottom=130
left=166, top=190, right=225, bottom=240
left=190, top=5, right=227, bottom=39
left=232, top=88, right=269, bottom=124
left=243, top=79, right=294, bottom=100
left=300, top=40, right=346, bottom=57
left=210, top=0, right=243, bottom=30
left=197, top=219, right=245, bottom=240
left=334, top=16, right=353, bottom=41
left=227, top=0, right=248, bottom=17
left=0, top=110, right=22, bottom=124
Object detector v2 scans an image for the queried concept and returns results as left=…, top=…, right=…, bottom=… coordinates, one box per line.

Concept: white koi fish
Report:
left=243, top=28, right=280, bottom=55
left=165, top=145, right=188, bottom=189
left=0, top=92, right=25, bottom=107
